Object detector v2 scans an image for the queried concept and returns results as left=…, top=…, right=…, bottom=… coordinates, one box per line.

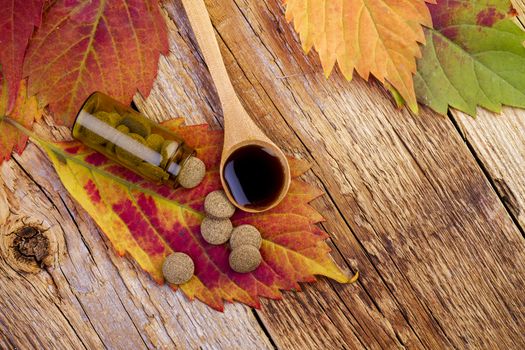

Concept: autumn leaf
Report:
left=29, top=118, right=355, bottom=311
left=0, top=0, right=44, bottom=114
left=284, top=0, right=433, bottom=112
left=0, top=75, right=43, bottom=164
left=414, top=0, right=525, bottom=116
left=23, top=0, right=169, bottom=126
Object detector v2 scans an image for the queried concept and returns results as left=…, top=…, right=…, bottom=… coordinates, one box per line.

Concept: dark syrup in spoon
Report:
left=224, top=145, right=285, bottom=209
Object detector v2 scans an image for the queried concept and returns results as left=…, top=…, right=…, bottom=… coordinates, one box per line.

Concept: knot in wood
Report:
left=12, top=225, right=50, bottom=267
left=1, top=219, right=56, bottom=274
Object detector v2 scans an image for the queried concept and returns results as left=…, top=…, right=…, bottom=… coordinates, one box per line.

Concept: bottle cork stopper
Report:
left=162, top=252, right=194, bottom=285
left=229, top=245, right=262, bottom=273
left=230, top=225, right=262, bottom=250
left=200, top=217, right=233, bottom=245
left=178, top=157, right=206, bottom=189
left=204, top=190, right=236, bottom=219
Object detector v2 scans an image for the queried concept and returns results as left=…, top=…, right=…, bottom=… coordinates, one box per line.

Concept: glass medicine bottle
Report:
left=72, top=92, right=204, bottom=188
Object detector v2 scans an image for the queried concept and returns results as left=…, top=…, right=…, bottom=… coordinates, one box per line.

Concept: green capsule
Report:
left=146, top=134, right=165, bottom=152
left=95, top=111, right=121, bottom=127
left=116, top=124, right=130, bottom=134
left=110, top=112, right=122, bottom=125
left=138, top=162, right=170, bottom=182
left=79, top=125, right=106, bottom=145
left=105, top=141, right=115, bottom=153
left=115, top=133, right=146, bottom=165
left=120, top=114, right=151, bottom=138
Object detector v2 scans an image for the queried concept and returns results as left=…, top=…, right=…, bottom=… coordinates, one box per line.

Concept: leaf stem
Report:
left=1, top=115, right=46, bottom=144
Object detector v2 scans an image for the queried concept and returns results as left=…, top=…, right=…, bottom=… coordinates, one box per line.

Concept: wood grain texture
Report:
left=452, top=107, right=525, bottom=231
left=1, top=0, right=525, bottom=349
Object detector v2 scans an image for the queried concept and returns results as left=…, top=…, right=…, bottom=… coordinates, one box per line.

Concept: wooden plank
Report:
left=451, top=107, right=525, bottom=231
left=134, top=0, right=525, bottom=348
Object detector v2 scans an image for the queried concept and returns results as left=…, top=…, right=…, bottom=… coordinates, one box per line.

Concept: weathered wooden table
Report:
left=1, top=0, right=525, bottom=348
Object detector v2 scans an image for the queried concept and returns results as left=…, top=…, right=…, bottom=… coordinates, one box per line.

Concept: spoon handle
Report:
left=180, top=0, right=240, bottom=114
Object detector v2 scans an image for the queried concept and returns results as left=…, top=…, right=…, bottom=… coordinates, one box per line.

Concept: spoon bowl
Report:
left=182, top=0, right=291, bottom=212
left=220, top=139, right=291, bottom=213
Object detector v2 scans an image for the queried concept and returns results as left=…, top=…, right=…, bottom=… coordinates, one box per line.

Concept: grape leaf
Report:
left=0, top=75, right=43, bottom=164
left=284, top=0, right=433, bottom=112
left=23, top=0, right=169, bottom=126
left=414, top=0, right=525, bottom=116
left=37, top=118, right=355, bottom=311
left=0, top=0, right=44, bottom=114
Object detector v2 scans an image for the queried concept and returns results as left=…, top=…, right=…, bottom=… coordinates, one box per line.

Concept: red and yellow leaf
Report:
left=24, top=0, right=169, bottom=126
left=0, top=76, right=43, bottom=164
left=284, top=0, right=433, bottom=112
left=0, top=0, right=44, bottom=114
left=39, top=118, right=355, bottom=311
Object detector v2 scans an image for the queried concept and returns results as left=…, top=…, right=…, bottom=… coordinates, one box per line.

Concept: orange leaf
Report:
left=284, top=0, right=433, bottom=112
left=23, top=0, right=169, bottom=126
left=39, top=118, right=356, bottom=311
left=0, top=75, right=43, bottom=164
left=0, top=0, right=44, bottom=114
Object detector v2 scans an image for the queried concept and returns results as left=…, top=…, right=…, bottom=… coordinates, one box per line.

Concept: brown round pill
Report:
left=162, top=252, right=194, bottom=285
left=200, top=217, right=232, bottom=245
left=178, top=156, right=206, bottom=189
left=204, top=190, right=235, bottom=219
left=229, top=245, right=262, bottom=273
left=230, top=225, right=262, bottom=250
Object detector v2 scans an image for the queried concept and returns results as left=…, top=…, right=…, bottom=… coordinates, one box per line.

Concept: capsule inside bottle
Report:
left=72, top=92, right=200, bottom=187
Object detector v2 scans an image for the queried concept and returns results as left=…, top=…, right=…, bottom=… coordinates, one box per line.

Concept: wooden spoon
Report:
left=181, top=0, right=291, bottom=213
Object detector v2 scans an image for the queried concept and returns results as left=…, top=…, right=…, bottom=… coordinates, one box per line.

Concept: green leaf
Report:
left=415, top=0, right=525, bottom=116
